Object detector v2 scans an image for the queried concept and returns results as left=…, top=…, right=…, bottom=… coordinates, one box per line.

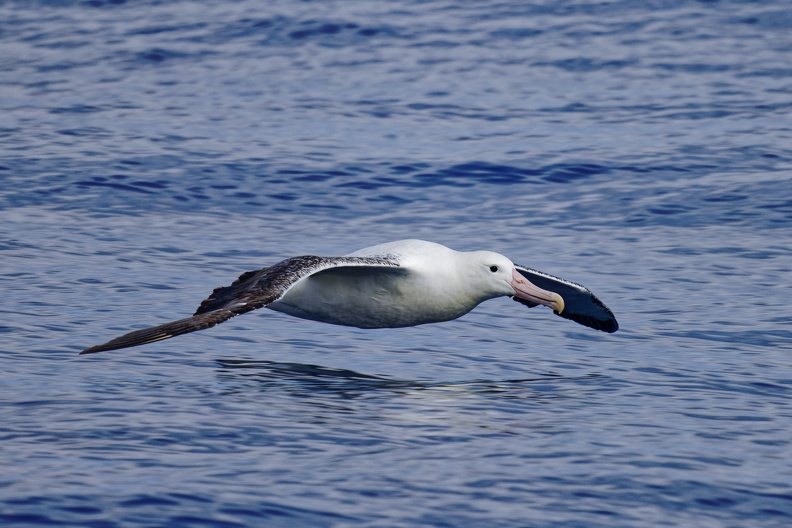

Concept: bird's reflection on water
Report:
left=215, top=358, right=605, bottom=399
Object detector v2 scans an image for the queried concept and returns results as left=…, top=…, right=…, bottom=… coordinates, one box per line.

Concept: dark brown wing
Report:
left=514, top=265, right=619, bottom=333
left=79, top=309, right=243, bottom=354
left=80, top=255, right=400, bottom=355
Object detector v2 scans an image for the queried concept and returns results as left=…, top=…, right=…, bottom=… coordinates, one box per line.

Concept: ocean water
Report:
left=2, top=0, right=792, bottom=526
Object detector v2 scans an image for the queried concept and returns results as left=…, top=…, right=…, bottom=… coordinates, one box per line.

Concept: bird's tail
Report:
left=79, top=309, right=238, bottom=355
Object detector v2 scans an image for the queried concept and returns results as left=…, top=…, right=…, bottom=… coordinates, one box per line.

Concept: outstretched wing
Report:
left=80, top=255, right=400, bottom=354
left=78, top=309, right=243, bottom=355
left=514, top=265, right=618, bottom=333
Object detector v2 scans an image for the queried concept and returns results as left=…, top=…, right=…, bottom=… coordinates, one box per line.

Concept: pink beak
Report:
left=510, top=268, right=565, bottom=313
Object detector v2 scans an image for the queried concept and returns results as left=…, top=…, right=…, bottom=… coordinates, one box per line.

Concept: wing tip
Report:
left=79, top=345, right=103, bottom=355
left=555, top=310, right=619, bottom=333
left=600, top=318, right=619, bottom=333
left=79, top=333, right=171, bottom=355
left=78, top=310, right=238, bottom=356
left=79, top=341, right=125, bottom=355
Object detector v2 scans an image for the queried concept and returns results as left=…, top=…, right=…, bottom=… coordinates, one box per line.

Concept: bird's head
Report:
left=465, top=251, right=565, bottom=313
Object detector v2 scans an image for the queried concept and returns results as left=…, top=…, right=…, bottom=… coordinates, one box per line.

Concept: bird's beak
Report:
left=511, top=268, right=565, bottom=313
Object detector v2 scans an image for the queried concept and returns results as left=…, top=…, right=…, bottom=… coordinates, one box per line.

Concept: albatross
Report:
left=80, top=239, right=618, bottom=355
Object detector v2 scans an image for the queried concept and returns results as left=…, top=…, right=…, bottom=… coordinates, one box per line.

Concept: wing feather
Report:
left=79, top=310, right=241, bottom=355
left=80, top=255, right=400, bottom=354
left=514, top=265, right=618, bottom=333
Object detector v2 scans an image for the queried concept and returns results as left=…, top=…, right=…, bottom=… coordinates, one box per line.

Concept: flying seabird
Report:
left=80, top=240, right=618, bottom=355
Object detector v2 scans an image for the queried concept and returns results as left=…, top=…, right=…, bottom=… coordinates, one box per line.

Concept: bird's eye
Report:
left=489, top=265, right=498, bottom=273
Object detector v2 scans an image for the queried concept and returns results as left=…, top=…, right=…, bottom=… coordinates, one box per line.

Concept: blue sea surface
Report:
left=2, top=0, right=792, bottom=526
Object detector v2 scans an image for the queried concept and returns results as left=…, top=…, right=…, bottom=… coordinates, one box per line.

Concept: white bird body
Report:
left=80, top=239, right=617, bottom=355
left=270, top=240, right=516, bottom=328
